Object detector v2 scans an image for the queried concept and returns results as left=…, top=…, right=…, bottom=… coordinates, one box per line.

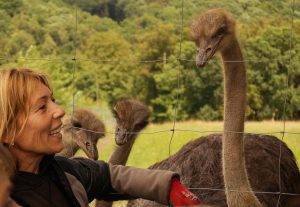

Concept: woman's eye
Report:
left=39, top=105, right=47, bottom=110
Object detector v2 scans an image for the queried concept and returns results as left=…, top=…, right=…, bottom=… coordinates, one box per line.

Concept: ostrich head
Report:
left=113, top=99, right=151, bottom=145
left=62, top=109, right=105, bottom=160
left=190, top=8, right=236, bottom=67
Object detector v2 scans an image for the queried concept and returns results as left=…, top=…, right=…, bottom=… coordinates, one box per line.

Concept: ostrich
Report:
left=128, top=8, right=300, bottom=207
left=110, top=99, right=151, bottom=164
left=95, top=99, right=151, bottom=207
left=191, top=8, right=260, bottom=206
left=57, top=109, right=105, bottom=160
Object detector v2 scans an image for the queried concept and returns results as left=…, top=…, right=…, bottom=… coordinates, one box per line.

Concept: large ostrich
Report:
left=191, top=8, right=260, bottom=206
left=95, top=99, right=151, bottom=207
left=127, top=9, right=300, bottom=207
left=57, top=109, right=105, bottom=160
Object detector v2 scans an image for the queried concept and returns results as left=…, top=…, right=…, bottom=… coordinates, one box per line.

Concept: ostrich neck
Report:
left=221, top=38, right=251, bottom=192
left=100, top=132, right=140, bottom=207
left=222, top=39, right=246, bottom=139
left=59, top=141, right=79, bottom=158
left=108, top=134, right=137, bottom=165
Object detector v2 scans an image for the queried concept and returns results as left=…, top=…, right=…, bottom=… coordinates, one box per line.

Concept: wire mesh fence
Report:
left=0, top=0, right=299, bottom=205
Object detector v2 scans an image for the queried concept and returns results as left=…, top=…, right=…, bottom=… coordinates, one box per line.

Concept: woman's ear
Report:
left=1, top=135, right=12, bottom=146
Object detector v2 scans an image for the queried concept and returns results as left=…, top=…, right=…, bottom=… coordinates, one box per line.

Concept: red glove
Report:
left=169, top=177, right=201, bottom=207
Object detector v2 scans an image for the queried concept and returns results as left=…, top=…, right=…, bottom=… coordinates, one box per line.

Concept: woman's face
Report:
left=12, top=82, right=65, bottom=157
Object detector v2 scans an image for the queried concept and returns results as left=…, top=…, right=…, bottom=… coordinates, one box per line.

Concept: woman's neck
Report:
left=10, top=147, right=43, bottom=174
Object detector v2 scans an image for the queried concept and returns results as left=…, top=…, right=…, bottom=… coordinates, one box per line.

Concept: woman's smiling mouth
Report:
left=49, top=126, right=62, bottom=136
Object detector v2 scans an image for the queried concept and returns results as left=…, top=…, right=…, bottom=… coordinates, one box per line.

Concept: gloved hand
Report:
left=169, top=177, right=201, bottom=207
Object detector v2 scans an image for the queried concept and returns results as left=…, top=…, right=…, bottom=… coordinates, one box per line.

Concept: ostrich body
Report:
left=95, top=99, right=150, bottom=207
left=128, top=134, right=299, bottom=207
left=58, top=109, right=105, bottom=160
left=128, top=9, right=300, bottom=207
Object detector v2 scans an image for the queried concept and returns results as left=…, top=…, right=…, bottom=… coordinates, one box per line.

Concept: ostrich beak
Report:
left=196, top=46, right=217, bottom=68
left=84, top=139, right=99, bottom=160
left=115, top=127, right=128, bottom=145
left=196, top=48, right=209, bottom=67
left=196, top=37, right=222, bottom=68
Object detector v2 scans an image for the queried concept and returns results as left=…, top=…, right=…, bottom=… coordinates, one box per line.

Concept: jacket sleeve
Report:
left=108, top=164, right=178, bottom=205
left=56, top=156, right=178, bottom=204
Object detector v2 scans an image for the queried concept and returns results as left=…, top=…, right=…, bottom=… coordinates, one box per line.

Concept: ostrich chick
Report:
left=95, top=99, right=151, bottom=207
left=58, top=109, right=105, bottom=160
left=114, top=99, right=150, bottom=142
left=110, top=99, right=151, bottom=164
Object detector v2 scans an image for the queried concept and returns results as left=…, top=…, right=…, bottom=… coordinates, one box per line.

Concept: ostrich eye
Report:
left=112, top=110, right=119, bottom=119
left=136, top=121, right=149, bottom=130
left=212, top=25, right=227, bottom=38
left=72, top=121, right=82, bottom=129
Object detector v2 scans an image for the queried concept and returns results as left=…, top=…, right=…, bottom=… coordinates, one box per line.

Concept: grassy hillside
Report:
left=76, top=121, right=300, bottom=168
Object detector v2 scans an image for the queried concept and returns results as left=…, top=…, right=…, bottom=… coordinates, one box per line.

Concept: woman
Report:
left=0, top=68, right=200, bottom=207
left=0, top=143, right=20, bottom=207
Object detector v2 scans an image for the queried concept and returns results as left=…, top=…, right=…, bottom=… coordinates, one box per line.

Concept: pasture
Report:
left=91, top=120, right=300, bottom=168
left=81, top=120, right=300, bottom=206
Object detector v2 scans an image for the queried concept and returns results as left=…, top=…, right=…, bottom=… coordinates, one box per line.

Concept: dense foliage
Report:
left=0, top=0, right=299, bottom=121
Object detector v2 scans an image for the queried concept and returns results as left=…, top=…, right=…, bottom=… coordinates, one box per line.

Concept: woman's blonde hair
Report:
left=0, top=68, right=51, bottom=145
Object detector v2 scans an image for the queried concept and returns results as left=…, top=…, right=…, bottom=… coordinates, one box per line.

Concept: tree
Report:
left=245, top=24, right=300, bottom=120
left=0, top=0, right=23, bottom=17
left=84, top=30, right=138, bottom=107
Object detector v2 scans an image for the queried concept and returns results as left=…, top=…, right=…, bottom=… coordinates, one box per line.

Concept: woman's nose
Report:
left=53, top=104, right=65, bottom=119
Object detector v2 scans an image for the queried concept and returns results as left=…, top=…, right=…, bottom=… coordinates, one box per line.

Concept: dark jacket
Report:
left=11, top=155, right=177, bottom=207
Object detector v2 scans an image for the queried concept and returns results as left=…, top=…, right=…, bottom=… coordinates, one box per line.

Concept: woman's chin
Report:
left=48, top=134, right=64, bottom=153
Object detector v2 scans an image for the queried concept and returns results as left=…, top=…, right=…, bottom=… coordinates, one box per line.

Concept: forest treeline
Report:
left=0, top=0, right=299, bottom=121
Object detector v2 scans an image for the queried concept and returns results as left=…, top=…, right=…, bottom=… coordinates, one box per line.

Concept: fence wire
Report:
left=1, top=0, right=299, bottom=203
left=66, top=0, right=300, bottom=201
left=1, top=57, right=299, bottom=63
left=70, top=6, right=78, bottom=162
left=277, top=0, right=296, bottom=205
left=168, top=0, right=185, bottom=156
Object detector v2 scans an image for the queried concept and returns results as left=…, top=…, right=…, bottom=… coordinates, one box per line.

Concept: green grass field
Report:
left=81, top=121, right=299, bottom=206
left=89, top=121, right=300, bottom=168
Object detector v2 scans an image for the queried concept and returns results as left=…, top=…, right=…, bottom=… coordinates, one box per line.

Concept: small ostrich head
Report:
left=190, top=8, right=236, bottom=67
left=62, top=109, right=105, bottom=160
left=113, top=99, right=151, bottom=145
